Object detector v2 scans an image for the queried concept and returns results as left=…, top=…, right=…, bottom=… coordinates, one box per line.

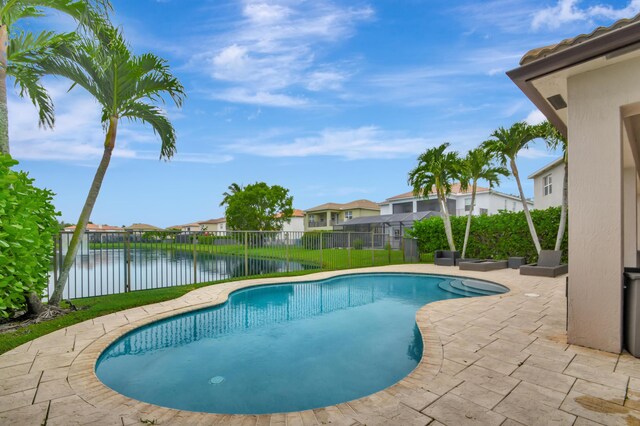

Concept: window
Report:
left=480, top=208, right=488, bottom=215
left=544, top=174, right=553, bottom=196
left=345, top=211, right=353, bottom=220
left=464, top=198, right=472, bottom=212
left=512, top=202, right=516, bottom=211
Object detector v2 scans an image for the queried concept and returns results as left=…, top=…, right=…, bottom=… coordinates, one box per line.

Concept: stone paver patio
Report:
left=1, top=264, right=640, bottom=425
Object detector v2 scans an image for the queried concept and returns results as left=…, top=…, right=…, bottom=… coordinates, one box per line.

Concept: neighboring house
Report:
left=125, top=223, right=164, bottom=232
left=379, top=183, right=532, bottom=217
left=528, top=157, right=564, bottom=210
left=280, top=209, right=305, bottom=233
left=304, top=200, right=380, bottom=231
left=63, top=224, right=123, bottom=233
left=198, top=218, right=227, bottom=233
left=507, top=14, right=640, bottom=352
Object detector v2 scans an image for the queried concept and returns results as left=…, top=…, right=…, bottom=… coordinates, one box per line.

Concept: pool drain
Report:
left=209, top=376, right=225, bottom=385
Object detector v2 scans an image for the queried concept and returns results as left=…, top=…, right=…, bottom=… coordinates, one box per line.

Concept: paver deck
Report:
left=1, top=264, right=640, bottom=425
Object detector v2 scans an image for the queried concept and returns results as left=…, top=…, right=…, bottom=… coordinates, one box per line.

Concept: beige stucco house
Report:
left=528, top=157, right=565, bottom=210
left=198, top=218, right=227, bottom=233
left=304, top=200, right=380, bottom=231
left=508, top=14, right=640, bottom=353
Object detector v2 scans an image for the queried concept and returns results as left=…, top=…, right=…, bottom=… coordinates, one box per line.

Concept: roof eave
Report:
left=507, top=19, right=640, bottom=138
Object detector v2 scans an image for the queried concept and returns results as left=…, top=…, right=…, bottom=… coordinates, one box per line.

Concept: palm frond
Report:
left=120, top=101, right=177, bottom=159
left=8, top=63, right=54, bottom=128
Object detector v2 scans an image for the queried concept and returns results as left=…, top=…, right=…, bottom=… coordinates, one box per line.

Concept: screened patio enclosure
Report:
left=334, top=211, right=437, bottom=249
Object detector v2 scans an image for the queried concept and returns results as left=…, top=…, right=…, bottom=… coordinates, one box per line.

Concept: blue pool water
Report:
left=95, top=273, right=507, bottom=414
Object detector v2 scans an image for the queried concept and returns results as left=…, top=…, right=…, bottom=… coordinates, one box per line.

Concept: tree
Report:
left=221, top=182, right=294, bottom=231
left=540, top=121, right=568, bottom=251
left=219, top=182, right=242, bottom=207
left=459, top=148, right=509, bottom=259
left=482, top=122, right=545, bottom=254
left=47, top=27, right=185, bottom=306
left=408, top=143, right=461, bottom=251
left=0, top=0, right=111, bottom=154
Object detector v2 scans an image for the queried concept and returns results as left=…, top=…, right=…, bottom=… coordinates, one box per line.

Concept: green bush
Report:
left=408, top=207, right=567, bottom=263
left=353, top=238, right=364, bottom=250
left=0, top=155, right=59, bottom=318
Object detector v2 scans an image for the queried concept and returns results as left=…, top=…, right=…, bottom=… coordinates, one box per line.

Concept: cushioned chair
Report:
left=434, top=250, right=460, bottom=266
left=520, top=250, right=568, bottom=277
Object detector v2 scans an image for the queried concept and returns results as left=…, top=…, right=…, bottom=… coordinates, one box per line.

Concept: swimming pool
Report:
left=95, top=273, right=507, bottom=414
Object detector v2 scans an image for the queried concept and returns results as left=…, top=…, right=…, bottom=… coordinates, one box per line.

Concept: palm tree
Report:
left=0, top=0, right=111, bottom=154
left=482, top=122, right=545, bottom=253
left=220, top=182, right=243, bottom=207
left=408, top=143, right=461, bottom=251
left=47, top=27, right=185, bottom=306
left=540, top=121, right=568, bottom=251
left=459, top=148, right=509, bottom=259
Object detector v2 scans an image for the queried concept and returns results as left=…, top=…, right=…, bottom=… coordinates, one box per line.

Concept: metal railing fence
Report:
left=49, top=230, right=419, bottom=300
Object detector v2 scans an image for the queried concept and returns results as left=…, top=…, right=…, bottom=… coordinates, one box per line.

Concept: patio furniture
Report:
left=508, top=257, right=527, bottom=269
left=434, top=250, right=460, bottom=266
left=459, top=260, right=508, bottom=272
left=520, top=250, right=568, bottom=277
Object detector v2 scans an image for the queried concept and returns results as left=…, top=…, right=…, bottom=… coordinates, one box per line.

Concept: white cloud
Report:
left=192, top=0, right=374, bottom=107
left=226, top=126, right=434, bottom=160
left=519, top=147, right=554, bottom=159
left=532, top=0, right=640, bottom=30
left=525, top=109, right=547, bottom=125
left=8, top=81, right=227, bottom=164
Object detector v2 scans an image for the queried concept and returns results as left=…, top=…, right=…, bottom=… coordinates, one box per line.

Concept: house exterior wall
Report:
left=532, top=162, right=565, bottom=209
left=304, top=209, right=379, bottom=231
left=282, top=217, right=304, bottom=233
left=566, top=57, right=640, bottom=353
left=384, top=192, right=529, bottom=218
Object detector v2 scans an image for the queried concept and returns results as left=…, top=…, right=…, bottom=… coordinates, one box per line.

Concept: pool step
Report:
left=438, top=279, right=502, bottom=297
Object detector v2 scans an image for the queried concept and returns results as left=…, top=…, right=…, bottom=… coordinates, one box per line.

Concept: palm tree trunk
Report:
left=462, top=182, right=477, bottom=259
left=555, top=160, right=568, bottom=251
left=49, top=117, right=118, bottom=306
left=511, top=158, right=542, bottom=253
left=0, top=24, right=9, bottom=155
left=439, top=193, right=456, bottom=252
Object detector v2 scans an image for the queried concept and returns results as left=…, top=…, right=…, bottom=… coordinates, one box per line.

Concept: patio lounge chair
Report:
left=459, top=259, right=508, bottom=272
left=520, top=250, right=568, bottom=277
left=434, top=250, right=460, bottom=266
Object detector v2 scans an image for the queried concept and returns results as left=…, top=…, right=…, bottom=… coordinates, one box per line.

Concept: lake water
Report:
left=48, top=248, right=312, bottom=299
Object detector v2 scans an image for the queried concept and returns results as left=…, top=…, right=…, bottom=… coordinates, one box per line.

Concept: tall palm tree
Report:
left=408, top=143, right=461, bottom=251
left=482, top=122, right=545, bottom=253
left=47, top=27, right=185, bottom=306
left=220, top=182, right=243, bottom=207
left=540, top=121, right=568, bottom=251
left=0, top=0, right=111, bottom=154
left=459, top=148, right=509, bottom=259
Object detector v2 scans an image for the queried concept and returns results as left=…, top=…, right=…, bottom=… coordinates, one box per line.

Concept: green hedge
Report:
left=408, top=207, right=567, bottom=263
left=0, top=155, right=59, bottom=317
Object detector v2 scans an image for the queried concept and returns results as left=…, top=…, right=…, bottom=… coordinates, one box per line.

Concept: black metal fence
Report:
left=49, top=230, right=419, bottom=300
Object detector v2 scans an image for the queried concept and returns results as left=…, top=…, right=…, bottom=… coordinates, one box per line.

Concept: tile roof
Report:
left=64, top=224, right=123, bottom=232
left=384, top=183, right=490, bottom=202
left=198, top=218, right=226, bottom=225
left=125, top=223, right=163, bottom=231
left=276, top=209, right=305, bottom=218
left=305, top=199, right=380, bottom=213
left=520, top=13, right=640, bottom=65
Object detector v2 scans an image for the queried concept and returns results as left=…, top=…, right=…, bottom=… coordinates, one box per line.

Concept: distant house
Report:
left=528, top=157, right=564, bottom=210
left=379, top=183, right=531, bottom=217
left=168, top=223, right=202, bottom=233
left=63, top=224, right=123, bottom=233
left=304, top=200, right=380, bottom=231
left=125, top=223, right=164, bottom=232
left=198, top=218, right=227, bottom=233
left=280, top=209, right=305, bottom=233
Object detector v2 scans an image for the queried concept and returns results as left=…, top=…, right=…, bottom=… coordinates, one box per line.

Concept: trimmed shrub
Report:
left=408, top=207, right=567, bottom=263
left=0, top=155, right=59, bottom=317
left=353, top=238, right=364, bottom=250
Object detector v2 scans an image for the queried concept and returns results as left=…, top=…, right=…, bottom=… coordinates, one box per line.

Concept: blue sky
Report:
left=9, top=0, right=640, bottom=227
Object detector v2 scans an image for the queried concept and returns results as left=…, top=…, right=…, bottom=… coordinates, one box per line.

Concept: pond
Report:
left=48, top=248, right=313, bottom=299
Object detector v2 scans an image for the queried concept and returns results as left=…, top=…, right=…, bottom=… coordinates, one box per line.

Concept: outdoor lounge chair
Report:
left=434, top=250, right=460, bottom=266
left=520, top=250, right=568, bottom=277
left=459, top=259, right=508, bottom=272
